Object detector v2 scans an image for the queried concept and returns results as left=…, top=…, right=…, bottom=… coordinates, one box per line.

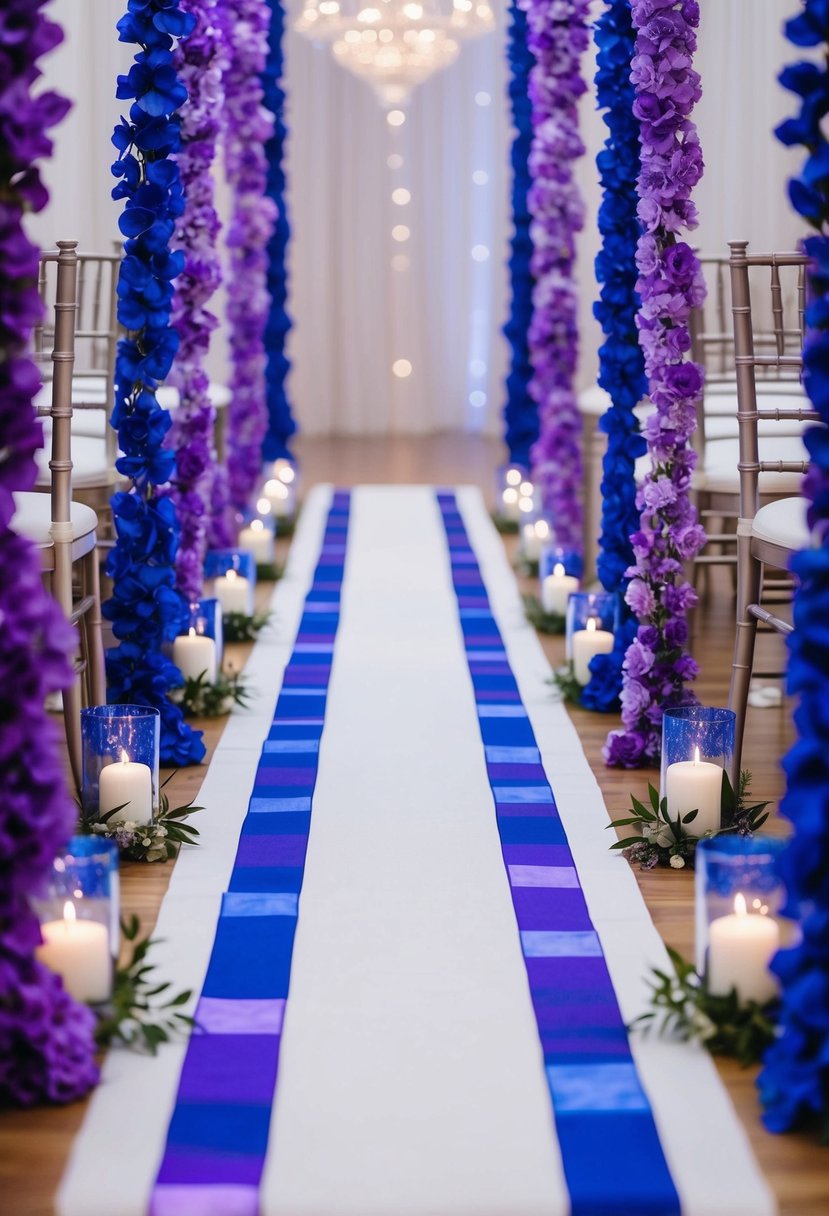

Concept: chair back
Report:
left=728, top=241, right=819, bottom=520
left=37, top=241, right=79, bottom=544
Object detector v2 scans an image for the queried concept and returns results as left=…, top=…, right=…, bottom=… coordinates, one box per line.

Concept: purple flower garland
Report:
left=222, top=0, right=277, bottom=515
left=604, top=0, right=707, bottom=770
left=0, top=2, right=98, bottom=1106
left=167, top=0, right=226, bottom=599
left=519, top=0, right=590, bottom=556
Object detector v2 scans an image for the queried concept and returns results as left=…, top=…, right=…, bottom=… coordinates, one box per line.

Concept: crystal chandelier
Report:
left=294, top=0, right=496, bottom=107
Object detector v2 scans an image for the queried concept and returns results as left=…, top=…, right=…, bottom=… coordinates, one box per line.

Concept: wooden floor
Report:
left=1, top=434, right=825, bottom=1216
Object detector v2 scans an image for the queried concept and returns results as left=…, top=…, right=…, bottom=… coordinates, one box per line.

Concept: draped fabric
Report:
left=27, top=0, right=807, bottom=439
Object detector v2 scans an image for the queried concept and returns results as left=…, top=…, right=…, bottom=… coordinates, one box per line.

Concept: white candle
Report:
left=173, top=628, right=217, bottom=684
left=238, top=518, right=275, bottom=565
left=501, top=486, right=520, bottom=521
left=707, top=893, right=780, bottom=1005
left=214, top=568, right=253, bottom=615
left=273, top=459, right=296, bottom=485
left=36, top=901, right=111, bottom=1003
left=99, top=750, right=153, bottom=825
left=521, top=522, right=541, bottom=561
left=264, top=478, right=293, bottom=518
left=665, top=747, right=722, bottom=837
left=542, top=562, right=579, bottom=615
left=572, top=616, right=614, bottom=685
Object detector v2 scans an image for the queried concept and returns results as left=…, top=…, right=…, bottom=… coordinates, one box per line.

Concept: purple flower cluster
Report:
left=519, top=0, right=590, bottom=554
left=222, top=0, right=277, bottom=514
left=167, top=0, right=227, bottom=597
left=0, top=1, right=98, bottom=1105
left=605, top=0, right=706, bottom=770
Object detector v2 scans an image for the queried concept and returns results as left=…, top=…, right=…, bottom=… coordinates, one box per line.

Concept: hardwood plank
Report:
left=1, top=436, right=823, bottom=1215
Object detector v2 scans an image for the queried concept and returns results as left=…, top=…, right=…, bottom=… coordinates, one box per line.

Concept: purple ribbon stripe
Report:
left=150, top=492, right=351, bottom=1216
left=437, top=492, right=681, bottom=1216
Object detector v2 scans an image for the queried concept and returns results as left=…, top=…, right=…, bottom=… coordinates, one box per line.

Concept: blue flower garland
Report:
left=757, top=0, right=829, bottom=1138
left=261, top=0, right=296, bottom=463
left=501, top=0, right=538, bottom=468
left=581, top=0, right=647, bottom=714
left=105, top=0, right=205, bottom=767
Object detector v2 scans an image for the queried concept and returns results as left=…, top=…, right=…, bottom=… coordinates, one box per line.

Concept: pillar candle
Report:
left=36, top=902, right=111, bottom=1003
left=99, top=751, right=153, bottom=825
left=500, top=487, right=520, bottom=521
left=215, top=569, right=253, bottom=615
left=264, top=478, right=293, bottom=518
left=665, top=747, right=722, bottom=837
left=238, top=518, right=275, bottom=565
left=173, top=628, right=218, bottom=684
left=542, top=563, right=579, bottom=615
left=707, top=893, right=780, bottom=1005
left=572, top=617, right=614, bottom=685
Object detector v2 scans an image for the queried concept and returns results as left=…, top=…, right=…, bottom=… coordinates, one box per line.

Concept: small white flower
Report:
left=669, top=854, right=686, bottom=869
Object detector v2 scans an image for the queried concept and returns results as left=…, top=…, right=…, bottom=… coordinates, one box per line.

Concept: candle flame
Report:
left=553, top=562, right=565, bottom=577
left=693, top=746, right=701, bottom=766
left=535, top=520, right=550, bottom=540
left=63, top=900, right=76, bottom=923
left=226, top=569, right=237, bottom=584
left=251, top=519, right=264, bottom=533
left=119, top=749, right=129, bottom=765
left=734, top=892, right=747, bottom=917
left=506, top=468, right=522, bottom=486
left=520, top=481, right=533, bottom=496
left=518, top=496, right=533, bottom=513
left=257, top=497, right=272, bottom=515
left=278, top=465, right=295, bottom=485
left=188, top=627, right=196, bottom=639
left=502, top=487, right=518, bottom=505
left=586, top=617, right=597, bottom=634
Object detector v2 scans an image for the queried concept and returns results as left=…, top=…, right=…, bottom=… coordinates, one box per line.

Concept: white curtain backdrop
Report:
left=27, top=0, right=808, bottom=440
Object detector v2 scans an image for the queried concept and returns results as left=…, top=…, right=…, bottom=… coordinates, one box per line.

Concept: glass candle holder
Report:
left=261, top=473, right=297, bottom=520
left=565, top=591, right=617, bottom=682
left=192, top=597, right=224, bottom=667
left=33, top=835, right=119, bottom=1003
left=205, top=549, right=256, bottom=616
left=271, top=456, right=300, bottom=495
left=660, top=707, right=736, bottom=839
left=237, top=515, right=276, bottom=566
left=494, top=463, right=533, bottom=522
left=695, top=835, right=785, bottom=1006
left=539, top=540, right=583, bottom=582
left=520, top=516, right=551, bottom=564
left=80, top=704, right=160, bottom=826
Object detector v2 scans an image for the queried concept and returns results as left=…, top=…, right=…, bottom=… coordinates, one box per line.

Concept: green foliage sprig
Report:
left=222, top=609, right=273, bottom=642
left=255, top=561, right=283, bottom=582
left=548, top=662, right=584, bottom=706
left=491, top=512, right=519, bottom=535
left=93, top=915, right=195, bottom=1053
left=515, top=554, right=540, bottom=578
left=608, top=770, right=771, bottom=870
left=634, top=946, right=778, bottom=1067
left=81, top=775, right=203, bottom=862
left=523, top=593, right=566, bottom=635
left=171, top=667, right=251, bottom=718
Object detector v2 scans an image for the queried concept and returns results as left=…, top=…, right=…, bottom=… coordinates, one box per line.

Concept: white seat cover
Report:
left=752, top=495, right=810, bottom=551
left=702, top=434, right=808, bottom=494
left=36, top=435, right=118, bottom=488
left=11, top=491, right=99, bottom=544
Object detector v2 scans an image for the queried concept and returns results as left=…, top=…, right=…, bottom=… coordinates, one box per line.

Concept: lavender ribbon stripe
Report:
left=150, top=491, right=351, bottom=1216
left=436, top=492, right=681, bottom=1216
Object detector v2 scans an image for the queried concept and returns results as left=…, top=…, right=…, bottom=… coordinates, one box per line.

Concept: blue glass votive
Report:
left=80, top=704, right=160, bottom=825
left=204, top=549, right=256, bottom=616
left=33, top=835, right=120, bottom=1002
left=494, top=463, right=531, bottom=522
left=539, top=540, right=583, bottom=581
left=695, top=835, right=785, bottom=1005
left=660, top=707, right=736, bottom=838
left=564, top=592, right=618, bottom=683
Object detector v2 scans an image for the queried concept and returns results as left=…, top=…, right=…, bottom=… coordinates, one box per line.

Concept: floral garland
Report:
left=261, top=0, right=296, bottom=463
left=0, top=2, right=98, bottom=1106
left=106, top=0, right=205, bottom=767
left=166, top=0, right=226, bottom=602
left=581, top=0, right=647, bottom=714
left=604, top=0, right=707, bottom=769
left=501, top=0, right=538, bottom=470
left=758, top=0, right=829, bottom=1138
left=519, top=0, right=590, bottom=556
left=222, top=0, right=278, bottom=512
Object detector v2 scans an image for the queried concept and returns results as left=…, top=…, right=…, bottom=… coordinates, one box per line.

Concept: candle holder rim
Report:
left=696, top=834, right=786, bottom=861
left=662, top=706, right=737, bottom=725
left=80, top=703, right=161, bottom=721
left=61, top=835, right=120, bottom=863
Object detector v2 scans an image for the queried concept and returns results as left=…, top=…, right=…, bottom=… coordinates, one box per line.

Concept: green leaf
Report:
left=681, top=808, right=699, bottom=824
left=610, top=836, right=648, bottom=850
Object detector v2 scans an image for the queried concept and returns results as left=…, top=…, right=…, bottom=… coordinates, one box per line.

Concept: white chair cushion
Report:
left=157, top=381, right=231, bottom=411
left=36, top=435, right=118, bottom=488
left=34, top=376, right=109, bottom=412
left=752, top=496, right=810, bottom=551
left=577, top=384, right=611, bottom=417
left=11, top=492, right=99, bottom=544
left=705, top=378, right=804, bottom=396
left=703, top=389, right=811, bottom=440
left=701, top=435, right=808, bottom=494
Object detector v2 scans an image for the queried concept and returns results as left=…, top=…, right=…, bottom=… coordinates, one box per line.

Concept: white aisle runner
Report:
left=58, top=486, right=774, bottom=1216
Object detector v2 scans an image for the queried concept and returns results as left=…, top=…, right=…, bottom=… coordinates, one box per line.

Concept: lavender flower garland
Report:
left=0, top=1, right=98, bottom=1106
left=222, top=0, right=277, bottom=513
left=519, top=0, right=590, bottom=555
left=167, top=0, right=226, bottom=600
left=261, top=0, right=297, bottom=463
left=758, top=0, right=829, bottom=1137
left=604, top=0, right=707, bottom=770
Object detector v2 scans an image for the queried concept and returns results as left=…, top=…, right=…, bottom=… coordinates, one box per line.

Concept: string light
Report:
left=392, top=358, right=413, bottom=378
left=392, top=224, right=410, bottom=242
left=392, top=187, right=411, bottom=204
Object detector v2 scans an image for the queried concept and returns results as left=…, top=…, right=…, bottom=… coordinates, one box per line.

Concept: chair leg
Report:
left=62, top=665, right=83, bottom=794
left=728, top=527, right=762, bottom=782
left=82, top=546, right=106, bottom=704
